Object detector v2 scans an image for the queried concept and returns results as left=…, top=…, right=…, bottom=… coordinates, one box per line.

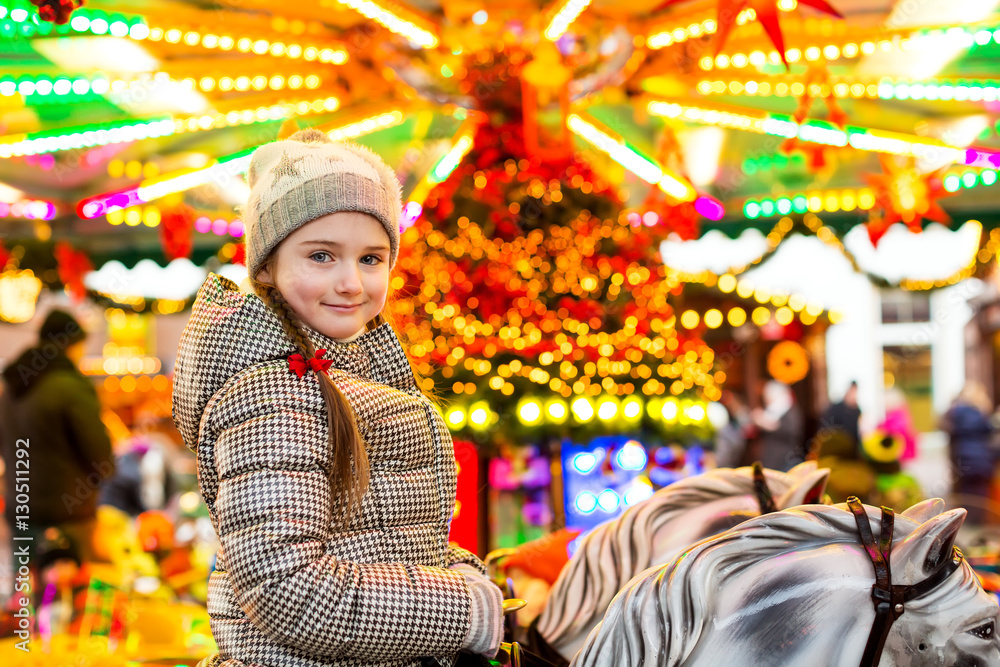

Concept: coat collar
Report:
left=173, top=273, right=417, bottom=453
left=299, top=317, right=416, bottom=390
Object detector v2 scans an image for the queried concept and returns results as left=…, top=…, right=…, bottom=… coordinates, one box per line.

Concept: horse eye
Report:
left=970, top=621, right=995, bottom=639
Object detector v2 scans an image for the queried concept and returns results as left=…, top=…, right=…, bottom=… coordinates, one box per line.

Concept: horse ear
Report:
left=890, top=509, right=966, bottom=580
left=786, top=461, right=818, bottom=478
left=900, top=498, right=946, bottom=524
left=777, top=468, right=830, bottom=508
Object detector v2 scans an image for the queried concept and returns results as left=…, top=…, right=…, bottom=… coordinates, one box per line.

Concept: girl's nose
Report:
left=336, top=268, right=363, bottom=293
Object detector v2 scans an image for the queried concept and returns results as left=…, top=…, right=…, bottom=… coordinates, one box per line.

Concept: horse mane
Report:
left=537, top=465, right=812, bottom=645
left=571, top=504, right=952, bottom=667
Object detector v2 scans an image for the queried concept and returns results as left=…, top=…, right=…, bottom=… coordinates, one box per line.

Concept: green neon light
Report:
left=1, top=75, right=111, bottom=102
left=744, top=169, right=997, bottom=220
left=741, top=152, right=804, bottom=175
left=877, top=80, right=1000, bottom=102
left=915, top=26, right=1000, bottom=46
left=429, top=136, right=473, bottom=183
left=0, top=117, right=174, bottom=157
left=943, top=169, right=998, bottom=192
left=0, top=3, right=146, bottom=38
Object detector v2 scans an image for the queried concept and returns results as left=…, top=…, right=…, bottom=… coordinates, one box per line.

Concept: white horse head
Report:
left=572, top=501, right=1000, bottom=666
left=535, top=462, right=830, bottom=658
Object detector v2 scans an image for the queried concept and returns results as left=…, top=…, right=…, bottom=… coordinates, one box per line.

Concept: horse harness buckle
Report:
left=847, top=496, right=964, bottom=667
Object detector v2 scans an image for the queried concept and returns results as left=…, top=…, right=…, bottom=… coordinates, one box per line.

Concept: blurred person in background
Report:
left=879, top=387, right=920, bottom=464
left=942, top=381, right=997, bottom=525
left=0, top=310, right=115, bottom=602
left=815, top=381, right=874, bottom=502
left=819, top=381, right=861, bottom=454
left=752, top=380, right=805, bottom=472
left=714, top=391, right=750, bottom=469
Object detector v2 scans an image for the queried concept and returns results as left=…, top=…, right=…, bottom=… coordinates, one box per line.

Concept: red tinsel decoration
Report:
left=54, top=241, right=93, bottom=302
left=780, top=62, right=848, bottom=173
left=653, top=0, right=843, bottom=68
left=159, top=205, right=195, bottom=260
left=864, top=210, right=893, bottom=247
left=29, top=0, right=84, bottom=24
left=864, top=156, right=954, bottom=246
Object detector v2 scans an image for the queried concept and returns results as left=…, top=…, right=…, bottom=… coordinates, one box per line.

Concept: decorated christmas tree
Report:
left=387, top=47, right=720, bottom=450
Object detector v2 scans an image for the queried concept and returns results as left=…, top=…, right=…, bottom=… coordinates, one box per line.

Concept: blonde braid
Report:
left=253, top=279, right=370, bottom=520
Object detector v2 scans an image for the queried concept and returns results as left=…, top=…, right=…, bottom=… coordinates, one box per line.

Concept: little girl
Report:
left=172, top=129, right=503, bottom=666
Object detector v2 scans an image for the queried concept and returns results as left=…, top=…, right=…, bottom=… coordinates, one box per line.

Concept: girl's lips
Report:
left=325, top=303, right=361, bottom=312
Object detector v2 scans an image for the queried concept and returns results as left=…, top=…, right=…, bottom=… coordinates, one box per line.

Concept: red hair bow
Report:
left=288, top=349, right=334, bottom=378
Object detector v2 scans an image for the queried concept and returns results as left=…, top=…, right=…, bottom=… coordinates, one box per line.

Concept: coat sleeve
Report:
left=445, top=544, right=488, bottom=577
left=206, top=376, right=474, bottom=662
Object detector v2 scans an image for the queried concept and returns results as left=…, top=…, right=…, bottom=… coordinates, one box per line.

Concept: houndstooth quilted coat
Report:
left=172, top=273, right=486, bottom=667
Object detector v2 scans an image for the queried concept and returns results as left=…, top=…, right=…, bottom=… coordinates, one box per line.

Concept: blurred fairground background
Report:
left=2, top=0, right=1000, bottom=662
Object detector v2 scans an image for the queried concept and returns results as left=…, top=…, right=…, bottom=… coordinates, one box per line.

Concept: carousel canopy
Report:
left=0, top=0, right=998, bottom=293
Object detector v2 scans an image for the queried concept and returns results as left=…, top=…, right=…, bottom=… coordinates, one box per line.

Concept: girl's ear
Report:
left=256, top=266, right=272, bottom=284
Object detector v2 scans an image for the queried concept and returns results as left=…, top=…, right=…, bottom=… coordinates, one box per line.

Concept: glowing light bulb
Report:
left=517, top=398, right=543, bottom=425
left=572, top=397, right=595, bottom=422
left=446, top=408, right=467, bottom=428
left=597, top=489, right=621, bottom=512
left=615, top=441, right=648, bottom=471
left=597, top=397, right=619, bottom=421
left=469, top=401, right=491, bottom=430
left=575, top=491, right=598, bottom=514
left=572, top=452, right=598, bottom=474
left=622, top=396, right=643, bottom=421
left=661, top=399, right=679, bottom=422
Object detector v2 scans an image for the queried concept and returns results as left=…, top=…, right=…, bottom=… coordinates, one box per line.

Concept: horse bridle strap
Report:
left=752, top=462, right=777, bottom=515
left=846, top=497, right=964, bottom=667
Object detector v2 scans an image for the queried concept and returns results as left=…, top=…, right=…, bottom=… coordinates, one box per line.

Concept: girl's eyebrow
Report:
left=300, top=240, right=389, bottom=252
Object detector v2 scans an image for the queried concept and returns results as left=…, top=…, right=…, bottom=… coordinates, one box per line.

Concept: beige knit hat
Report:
left=243, top=129, right=402, bottom=280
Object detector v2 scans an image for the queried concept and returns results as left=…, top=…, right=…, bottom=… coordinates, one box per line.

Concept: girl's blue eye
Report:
left=309, top=252, right=382, bottom=265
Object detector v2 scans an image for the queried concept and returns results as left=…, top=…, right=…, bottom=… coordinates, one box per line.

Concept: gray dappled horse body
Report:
left=535, top=462, right=830, bottom=659
left=572, top=500, right=1000, bottom=667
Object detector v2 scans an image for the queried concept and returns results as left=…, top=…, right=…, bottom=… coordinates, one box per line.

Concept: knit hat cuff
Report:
left=248, top=171, right=400, bottom=279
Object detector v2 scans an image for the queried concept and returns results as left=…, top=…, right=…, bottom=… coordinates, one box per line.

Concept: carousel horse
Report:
left=530, top=462, right=831, bottom=661
left=572, top=498, right=1000, bottom=667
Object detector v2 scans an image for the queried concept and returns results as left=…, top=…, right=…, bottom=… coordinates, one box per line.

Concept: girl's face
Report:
left=256, top=211, right=391, bottom=341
